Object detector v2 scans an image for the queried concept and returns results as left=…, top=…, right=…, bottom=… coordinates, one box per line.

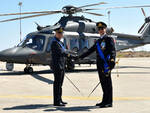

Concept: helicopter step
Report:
left=24, top=64, right=33, bottom=74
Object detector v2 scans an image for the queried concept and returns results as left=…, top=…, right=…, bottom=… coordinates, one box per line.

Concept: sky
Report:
left=0, top=0, right=150, bottom=51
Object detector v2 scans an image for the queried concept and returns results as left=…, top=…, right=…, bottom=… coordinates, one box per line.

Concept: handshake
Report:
left=67, top=51, right=80, bottom=61
left=68, top=54, right=79, bottom=61
left=71, top=54, right=79, bottom=61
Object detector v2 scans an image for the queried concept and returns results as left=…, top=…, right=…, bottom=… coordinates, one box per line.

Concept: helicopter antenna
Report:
left=18, top=2, right=22, bottom=42
left=107, top=10, right=111, bottom=27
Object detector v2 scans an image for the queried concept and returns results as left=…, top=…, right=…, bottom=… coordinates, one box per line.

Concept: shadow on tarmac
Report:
left=0, top=66, right=150, bottom=76
left=44, top=106, right=97, bottom=112
left=0, top=69, right=98, bottom=76
left=30, top=73, right=54, bottom=84
left=3, top=104, right=52, bottom=110
left=0, top=65, right=150, bottom=77
left=3, top=104, right=97, bottom=112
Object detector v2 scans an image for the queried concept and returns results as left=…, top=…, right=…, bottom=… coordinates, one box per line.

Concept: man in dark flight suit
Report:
left=51, top=26, right=76, bottom=106
left=79, top=22, right=116, bottom=108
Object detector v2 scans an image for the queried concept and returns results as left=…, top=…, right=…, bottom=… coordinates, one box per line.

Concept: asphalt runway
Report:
left=0, top=58, right=150, bottom=113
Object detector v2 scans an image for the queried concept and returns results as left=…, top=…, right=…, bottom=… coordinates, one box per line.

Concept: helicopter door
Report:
left=69, top=38, right=79, bottom=52
left=79, top=38, right=89, bottom=51
left=78, top=38, right=89, bottom=58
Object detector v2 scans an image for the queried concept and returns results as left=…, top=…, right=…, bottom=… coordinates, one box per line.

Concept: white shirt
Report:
left=100, top=34, right=106, bottom=39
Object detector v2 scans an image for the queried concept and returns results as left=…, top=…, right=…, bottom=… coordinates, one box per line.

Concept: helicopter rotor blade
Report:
left=0, top=10, right=61, bottom=16
left=84, top=5, right=150, bottom=10
left=78, top=2, right=107, bottom=9
left=141, top=8, right=146, bottom=18
left=105, top=5, right=150, bottom=9
left=83, top=8, right=103, bottom=11
left=83, top=12, right=104, bottom=16
left=0, top=11, right=61, bottom=23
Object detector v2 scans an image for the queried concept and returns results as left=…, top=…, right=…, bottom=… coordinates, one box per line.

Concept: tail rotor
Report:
left=141, top=8, right=147, bottom=18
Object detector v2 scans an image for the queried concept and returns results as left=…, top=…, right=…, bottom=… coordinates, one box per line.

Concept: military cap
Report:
left=54, top=24, right=64, bottom=33
left=96, top=22, right=107, bottom=28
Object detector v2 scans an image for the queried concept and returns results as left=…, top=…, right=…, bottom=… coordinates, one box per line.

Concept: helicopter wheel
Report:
left=67, top=63, right=75, bottom=71
left=66, top=58, right=75, bottom=71
left=24, top=67, right=33, bottom=74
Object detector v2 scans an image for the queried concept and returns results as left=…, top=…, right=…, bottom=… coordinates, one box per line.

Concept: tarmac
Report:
left=0, top=58, right=150, bottom=113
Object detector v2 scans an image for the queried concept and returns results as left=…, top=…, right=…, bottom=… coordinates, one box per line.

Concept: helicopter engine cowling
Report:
left=106, top=27, right=114, bottom=35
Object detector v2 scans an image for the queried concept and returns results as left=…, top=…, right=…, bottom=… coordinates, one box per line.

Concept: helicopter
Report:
left=0, top=2, right=150, bottom=73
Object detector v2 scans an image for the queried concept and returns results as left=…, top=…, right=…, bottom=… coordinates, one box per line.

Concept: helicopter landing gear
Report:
left=66, top=63, right=75, bottom=71
left=24, top=65, right=33, bottom=74
left=66, top=58, right=75, bottom=71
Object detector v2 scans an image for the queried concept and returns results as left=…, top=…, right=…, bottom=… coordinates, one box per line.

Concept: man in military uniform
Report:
left=79, top=22, right=116, bottom=108
left=51, top=26, right=76, bottom=106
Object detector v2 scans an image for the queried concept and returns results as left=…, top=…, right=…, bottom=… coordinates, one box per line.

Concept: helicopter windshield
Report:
left=18, top=35, right=45, bottom=51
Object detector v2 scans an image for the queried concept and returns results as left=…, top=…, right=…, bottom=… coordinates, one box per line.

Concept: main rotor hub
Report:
left=62, top=5, right=81, bottom=15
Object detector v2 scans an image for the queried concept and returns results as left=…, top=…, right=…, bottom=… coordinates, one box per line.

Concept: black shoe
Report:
left=96, top=102, right=104, bottom=106
left=60, top=100, right=68, bottom=105
left=54, top=103, right=65, bottom=106
left=99, top=103, right=112, bottom=108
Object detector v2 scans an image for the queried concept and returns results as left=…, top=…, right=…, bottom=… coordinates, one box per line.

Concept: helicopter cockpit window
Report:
left=18, top=35, right=45, bottom=51
left=46, top=38, right=53, bottom=52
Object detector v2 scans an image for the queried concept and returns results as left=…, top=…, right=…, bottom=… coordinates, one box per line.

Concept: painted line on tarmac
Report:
left=0, top=95, right=150, bottom=101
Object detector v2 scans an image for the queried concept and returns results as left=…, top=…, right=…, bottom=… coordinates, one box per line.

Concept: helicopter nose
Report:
left=0, top=51, right=4, bottom=61
left=0, top=47, right=38, bottom=63
left=0, top=48, right=16, bottom=62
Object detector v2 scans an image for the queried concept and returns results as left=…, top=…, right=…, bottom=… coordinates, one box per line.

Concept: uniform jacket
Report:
left=79, top=34, right=116, bottom=69
left=51, top=37, right=68, bottom=71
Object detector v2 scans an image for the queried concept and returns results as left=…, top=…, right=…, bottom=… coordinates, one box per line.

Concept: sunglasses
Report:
left=98, top=27, right=105, bottom=30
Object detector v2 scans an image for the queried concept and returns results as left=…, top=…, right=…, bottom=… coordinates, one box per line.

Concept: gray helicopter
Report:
left=0, top=2, right=150, bottom=73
